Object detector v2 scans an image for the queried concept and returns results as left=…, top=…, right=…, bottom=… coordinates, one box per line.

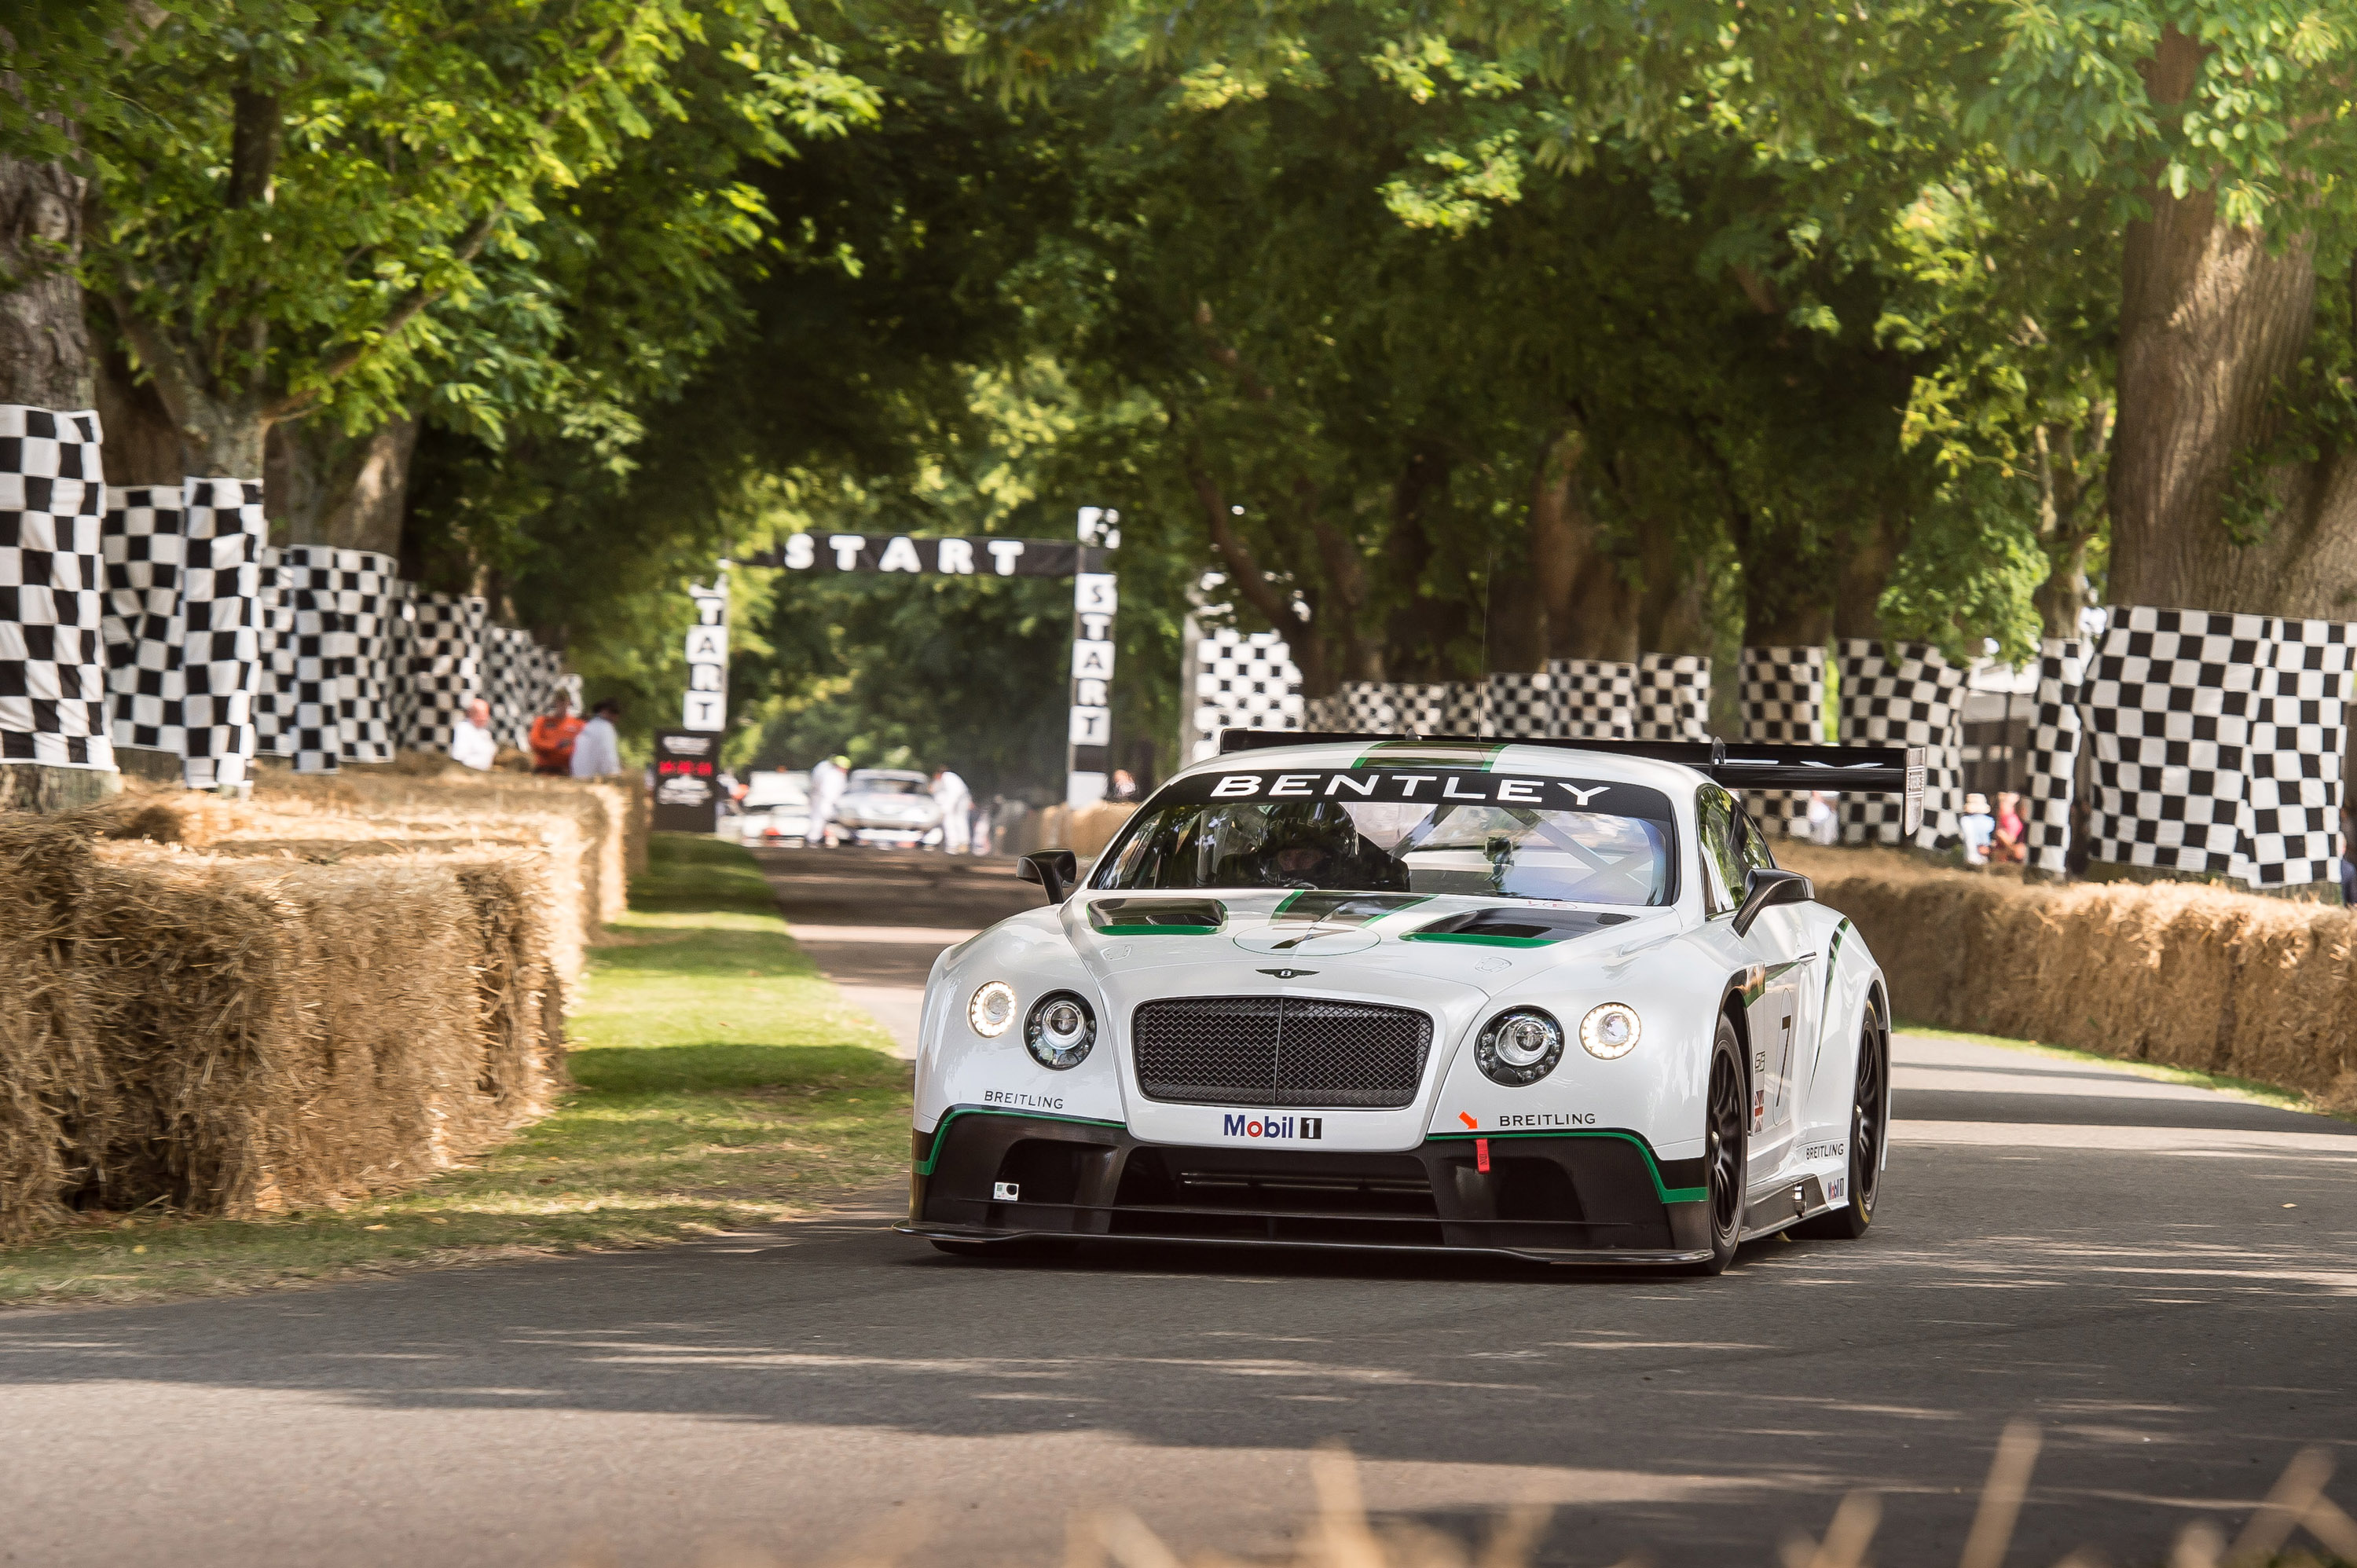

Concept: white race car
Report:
left=898, top=732, right=1922, bottom=1273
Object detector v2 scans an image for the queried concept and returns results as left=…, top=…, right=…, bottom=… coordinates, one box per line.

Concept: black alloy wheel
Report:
left=1689, top=1013, right=1748, bottom=1275
left=1796, top=1014, right=1888, bottom=1240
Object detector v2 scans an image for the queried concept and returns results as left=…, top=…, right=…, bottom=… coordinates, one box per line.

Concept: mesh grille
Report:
left=1132, top=996, right=1433, bottom=1108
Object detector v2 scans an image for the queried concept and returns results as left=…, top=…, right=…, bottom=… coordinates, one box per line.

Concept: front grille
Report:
left=1131, top=996, right=1433, bottom=1108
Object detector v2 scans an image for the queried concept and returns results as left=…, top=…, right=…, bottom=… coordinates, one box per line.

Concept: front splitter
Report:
left=896, top=1220, right=1713, bottom=1268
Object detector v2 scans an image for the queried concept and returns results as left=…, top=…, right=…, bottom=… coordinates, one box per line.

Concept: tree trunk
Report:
left=2108, top=24, right=2357, bottom=617
left=93, top=343, right=185, bottom=483
left=1380, top=443, right=1462, bottom=680
left=1636, top=522, right=1711, bottom=656
left=267, top=415, right=419, bottom=553
left=0, top=139, right=92, bottom=408
left=1832, top=514, right=1899, bottom=640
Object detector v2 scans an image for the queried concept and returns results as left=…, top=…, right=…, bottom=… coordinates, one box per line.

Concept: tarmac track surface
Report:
left=3, top=848, right=2355, bottom=1568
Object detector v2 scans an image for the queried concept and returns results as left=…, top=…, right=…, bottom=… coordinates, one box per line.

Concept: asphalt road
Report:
left=4, top=858, right=2355, bottom=1568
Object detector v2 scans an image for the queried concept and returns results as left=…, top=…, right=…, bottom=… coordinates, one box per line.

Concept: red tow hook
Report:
left=1475, top=1138, right=1490, bottom=1174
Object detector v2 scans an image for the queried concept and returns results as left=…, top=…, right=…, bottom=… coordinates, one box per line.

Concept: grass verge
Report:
left=1892, top=1017, right=2349, bottom=1119
left=0, top=833, right=910, bottom=1308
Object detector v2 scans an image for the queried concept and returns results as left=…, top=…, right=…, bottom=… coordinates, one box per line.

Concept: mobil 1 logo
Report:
left=1222, top=1113, right=1324, bottom=1141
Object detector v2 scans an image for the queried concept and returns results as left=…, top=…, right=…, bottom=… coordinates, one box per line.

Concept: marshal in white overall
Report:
left=897, top=731, right=1922, bottom=1272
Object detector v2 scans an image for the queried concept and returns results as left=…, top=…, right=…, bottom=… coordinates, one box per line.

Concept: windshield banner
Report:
left=1155, top=768, right=1673, bottom=819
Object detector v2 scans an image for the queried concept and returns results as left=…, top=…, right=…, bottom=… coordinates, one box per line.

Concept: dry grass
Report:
left=1780, top=843, right=2357, bottom=1113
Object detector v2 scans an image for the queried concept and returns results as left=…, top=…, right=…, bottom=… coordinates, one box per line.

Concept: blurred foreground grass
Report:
left=0, top=834, right=910, bottom=1307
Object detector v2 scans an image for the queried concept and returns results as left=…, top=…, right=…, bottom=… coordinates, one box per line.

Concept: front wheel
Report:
left=1686, top=1013, right=1749, bottom=1275
left=1795, top=1014, right=1888, bottom=1240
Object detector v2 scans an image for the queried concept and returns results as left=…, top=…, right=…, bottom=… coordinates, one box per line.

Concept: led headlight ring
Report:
left=1579, top=1002, right=1643, bottom=1060
left=1475, top=1007, right=1564, bottom=1087
left=1025, top=991, right=1097, bottom=1070
left=969, top=980, right=1017, bottom=1038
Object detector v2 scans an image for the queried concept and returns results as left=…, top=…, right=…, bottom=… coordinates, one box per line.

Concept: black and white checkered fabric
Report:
left=312, top=548, right=398, bottom=764
left=2027, top=638, right=2088, bottom=875
left=1, top=408, right=112, bottom=769
left=1188, top=627, right=1303, bottom=755
left=1484, top=671, right=1552, bottom=738
left=1546, top=658, right=1636, bottom=739
left=269, top=546, right=353, bottom=773
left=176, top=478, right=265, bottom=788
left=2084, top=607, right=2266, bottom=880
left=1835, top=639, right=1966, bottom=849
left=1440, top=681, right=1488, bottom=738
left=1740, top=646, right=1824, bottom=832
left=101, top=484, right=186, bottom=755
left=251, top=546, right=296, bottom=758
left=1331, top=680, right=1389, bottom=733
left=2247, top=617, right=2354, bottom=887
left=383, top=581, right=417, bottom=754
left=486, top=624, right=536, bottom=751
left=1634, top=654, right=1710, bottom=742
left=2085, top=606, right=2355, bottom=889
left=404, top=591, right=488, bottom=753
left=1389, top=683, right=1450, bottom=736
left=1301, top=692, right=1341, bottom=731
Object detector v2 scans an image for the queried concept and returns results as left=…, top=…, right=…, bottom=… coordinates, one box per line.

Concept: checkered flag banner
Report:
left=251, top=546, right=296, bottom=758
left=485, top=624, right=537, bottom=750
left=1484, top=671, right=1552, bottom=739
left=384, top=580, right=418, bottom=755
left=1332, top=680, right=1393, bottom=733
left=1, top=407, right=112, bottom=769
left=1388, top=682, right=1450, bottom=736
left=2086, top=606, right=2357, bottom=890
left=2027, top=638, right=2088, bottom=875
left=405, top=592, right=488, bottom=753
left=1835, top=639, right=1966, bottom=849
left=270, top=546, right=353, bottom=773
left=1439, top=680, right=1488, bottom=738
left=1188, top=626, right=1303, bottom=760
left=1634, top=654, right=1710, bottom=742
left=1545, top=658, right=1636, bottom=739
left=176, top=478, right=265, bottom=788
left=1302, top=692, right=1343, bottom=731
left=313, top=548, right=398, bottom=764
left=101, top=484, right=186, bottom=756
left=1740, top=646, right=1824, bottom=833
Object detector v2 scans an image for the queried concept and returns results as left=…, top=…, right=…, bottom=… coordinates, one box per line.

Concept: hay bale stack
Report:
left=1780, top=844, right=2357, bottom=1109
left=73, top=844, right=563, bottom=1216
left=257, top=769, right=632, bottom=934
left=0, top=819, right=108, bottom=1241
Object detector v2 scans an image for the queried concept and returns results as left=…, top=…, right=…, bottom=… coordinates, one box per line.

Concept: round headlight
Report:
left=1025, top=991, right=1096, bottom=1070
left=969, top=980, right=1017, bottom=1038
left=1579, top=1002, right=1643, bottom=1060
left=1475, top=1006, right=1563, bottom=1086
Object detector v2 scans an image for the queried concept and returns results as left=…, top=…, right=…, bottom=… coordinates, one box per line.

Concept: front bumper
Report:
left=897, top=1108, right=1714, bottom=1266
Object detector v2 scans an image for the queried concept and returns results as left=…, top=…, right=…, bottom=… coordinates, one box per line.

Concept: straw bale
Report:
left=1780, top=844, right=2357, bottom=1109
left=0, top=819, right=106, bottom=1240
left=73, top=844, right=563, bottom=1216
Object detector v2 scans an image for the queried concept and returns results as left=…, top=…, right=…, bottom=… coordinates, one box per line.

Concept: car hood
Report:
left=1059, top=888, right=1680, bottom=997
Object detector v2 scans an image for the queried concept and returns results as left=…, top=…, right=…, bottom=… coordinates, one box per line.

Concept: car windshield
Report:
left=849, top=773, right=926, bottom=794
left=1094, top=766, right=1677, bottom=906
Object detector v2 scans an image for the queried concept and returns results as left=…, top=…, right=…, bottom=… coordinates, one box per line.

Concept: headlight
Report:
left=1579, top=1002, right=1642, bottom=1060
left=1475, top=1006, right=1563, bottom=1086
left=969, top=980, right=1017, bottom=1038
left=1025, top=991, right=1096, bottom=1069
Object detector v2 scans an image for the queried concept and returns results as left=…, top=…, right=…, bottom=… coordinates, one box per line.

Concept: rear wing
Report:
left=1215, top=731, right=1926, bottom=837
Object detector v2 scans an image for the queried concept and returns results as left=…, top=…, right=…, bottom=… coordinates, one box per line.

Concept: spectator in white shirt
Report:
left=450, top=697, right=499, bottom=771
left=570, top=698, right=624, bottom=779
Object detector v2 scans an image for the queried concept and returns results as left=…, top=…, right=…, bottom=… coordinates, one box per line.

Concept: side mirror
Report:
left=1734, top=867, right=1813, bottom=939
left=1019, top=849, right=1080, bottom=904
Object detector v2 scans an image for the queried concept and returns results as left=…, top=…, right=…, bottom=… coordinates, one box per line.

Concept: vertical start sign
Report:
left=682, top=572, right=728, bottom=733
left=1067, top=508, right=1119, bottom=805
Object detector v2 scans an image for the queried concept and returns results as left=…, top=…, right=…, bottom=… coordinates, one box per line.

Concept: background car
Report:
left=834, top=768, right=945, bottom=848
left=735, top=768, right=812, bottom=844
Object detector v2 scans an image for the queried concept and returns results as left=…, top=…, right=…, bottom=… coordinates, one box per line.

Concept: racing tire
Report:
left=1685, top=1013, right=1749, bottom=1276
left=1794, top=1015, right=1888, bottom=1240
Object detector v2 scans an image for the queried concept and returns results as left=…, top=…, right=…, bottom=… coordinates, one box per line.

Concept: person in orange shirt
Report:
left=528, top=693, right=585, bottom=775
